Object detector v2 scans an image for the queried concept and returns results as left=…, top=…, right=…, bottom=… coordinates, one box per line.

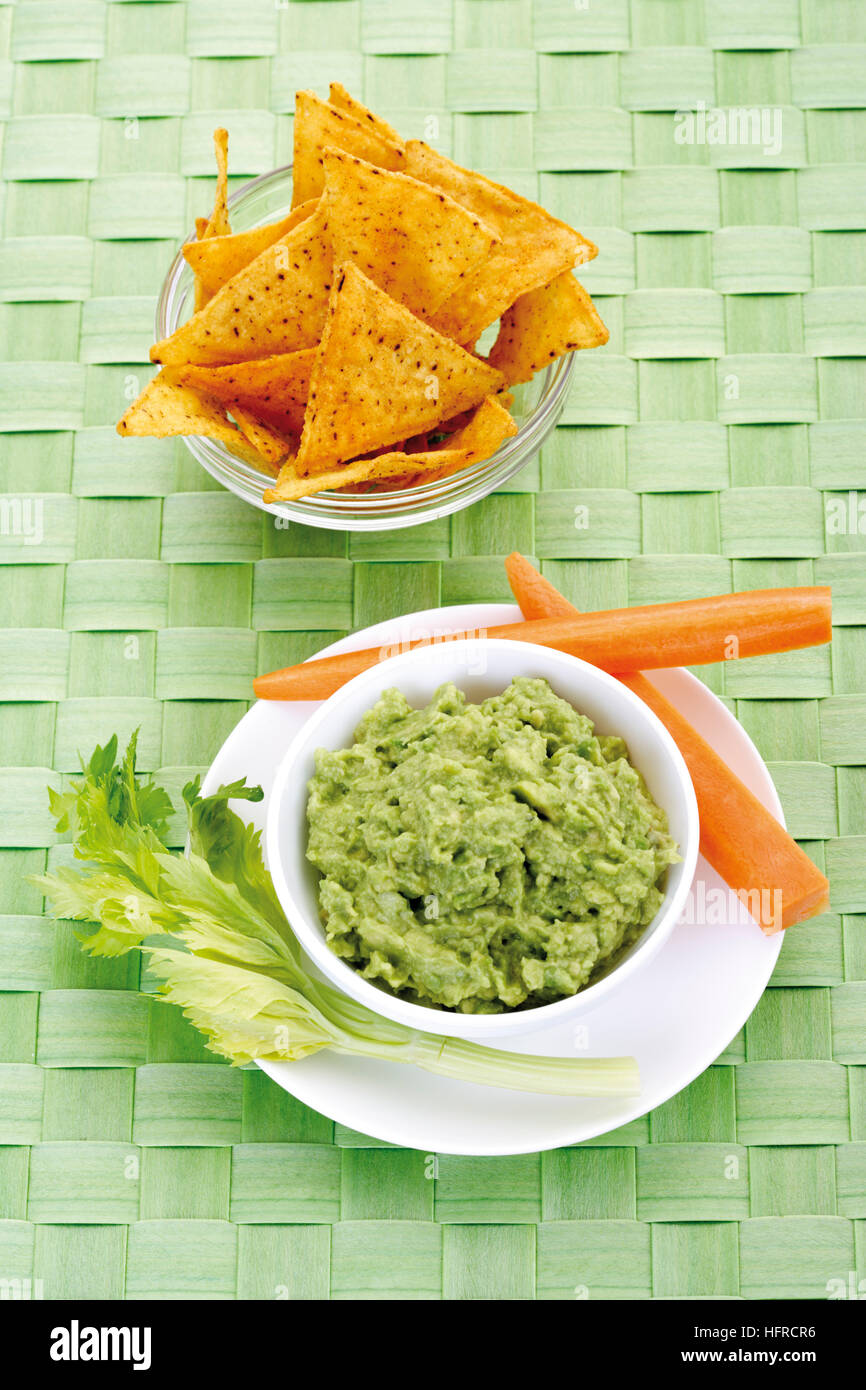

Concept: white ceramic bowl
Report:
left=267, top=639, right=700, bottom=1041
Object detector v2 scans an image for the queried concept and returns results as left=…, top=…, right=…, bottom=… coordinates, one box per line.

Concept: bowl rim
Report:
left=155, top=162, right=576, bottom=531
left=265, top=637, right=701, bottom=1040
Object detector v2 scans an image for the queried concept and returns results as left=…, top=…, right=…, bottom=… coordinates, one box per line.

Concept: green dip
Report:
left=306, top=677, right=679, bottom=1014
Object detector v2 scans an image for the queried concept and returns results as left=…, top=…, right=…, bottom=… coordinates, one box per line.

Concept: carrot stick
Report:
left=504, top=553, right=830, bottom=932
left=252, top=586, right=832, bottom=702
left=504, top=551, right=579, bottom=623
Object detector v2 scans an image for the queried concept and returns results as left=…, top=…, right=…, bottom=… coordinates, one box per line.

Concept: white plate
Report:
left=201, top=603, right=784, bottom=1155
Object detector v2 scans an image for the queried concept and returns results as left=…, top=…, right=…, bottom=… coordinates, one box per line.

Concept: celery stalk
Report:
left=35, top=733, right=641, bottom=1100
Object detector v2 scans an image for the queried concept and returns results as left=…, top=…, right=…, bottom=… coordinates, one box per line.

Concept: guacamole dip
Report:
left=306, top=677, right=679, bottom=1013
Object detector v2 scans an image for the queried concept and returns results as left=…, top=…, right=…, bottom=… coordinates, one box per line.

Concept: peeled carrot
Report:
left=252, top=586, right=832, bottom=703
left=504, top=552, right=580, bottom=624
left=504, top=553, right=830, bottom=932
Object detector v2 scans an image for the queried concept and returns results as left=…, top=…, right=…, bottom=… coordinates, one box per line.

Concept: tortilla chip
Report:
left=398, top=396, right=518, bottom=487
left=204, top=128, right=231, bottom=238
left=118, top=371, right=284, bottom=474
left=295, top=261, right=504, bottom=475
left=489, top=271, right=609, bottom=384
left=151, top=202, right=333, bottom=366
left=328, top=82, right=403, bottom=148
left=264, top=447, right=468, bottom=503
left=291, top=89, right=406, bottom=208
left=425, top=252, right=528, bottom=343
left=230, top=405, right=294, bottom=470
left=406, top=140, right=596, bottom=342
left=184, top=199, right=318, bottom=307
left=175, top=348, right=315, bottom=438
left=117, top=368, right=244, bottom=444
left=192, top=129, right=232, bottom=310
left=442, top=395, right=518, bottom=461
left=406, top=140, right=594, bottom=268
left=322, top=148, right=497, bottom=319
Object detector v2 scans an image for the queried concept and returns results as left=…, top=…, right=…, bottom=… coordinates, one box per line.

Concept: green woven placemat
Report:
left=1, top=0, right=865, bottom=1301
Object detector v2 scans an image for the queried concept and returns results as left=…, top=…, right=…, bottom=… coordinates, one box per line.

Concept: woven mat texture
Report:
left=1, top=0, right=865, bottom=1301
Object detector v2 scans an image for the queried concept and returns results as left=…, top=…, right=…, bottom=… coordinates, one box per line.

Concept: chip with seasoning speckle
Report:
left=117, top=368, right=269, bottom=470
left=323, top=147, right=498, bottom=320
left=264, top=446, right=468, bottom=502
left=176, top=348, right=316, bottom=439
left=183, top=198, right=318, bottom=307
left=406, top=140, right=598, bottom=344
left=295, top=262, right=504, bottom=475
left=150, top=203, right=333, bottom=365
left=291, top=89, right=406, bottom=208
left=328, top=80, right=404, bottom=148
left=489, top=271, right=610, bottom=385
left=230, top=404, right=294, bottom=470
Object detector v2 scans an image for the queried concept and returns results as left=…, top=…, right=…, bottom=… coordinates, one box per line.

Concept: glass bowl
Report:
left=156, top=164, right=575, bottom=532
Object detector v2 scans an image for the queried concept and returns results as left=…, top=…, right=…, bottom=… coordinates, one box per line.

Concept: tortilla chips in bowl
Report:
left=140, top=87, right=608, bottom=532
